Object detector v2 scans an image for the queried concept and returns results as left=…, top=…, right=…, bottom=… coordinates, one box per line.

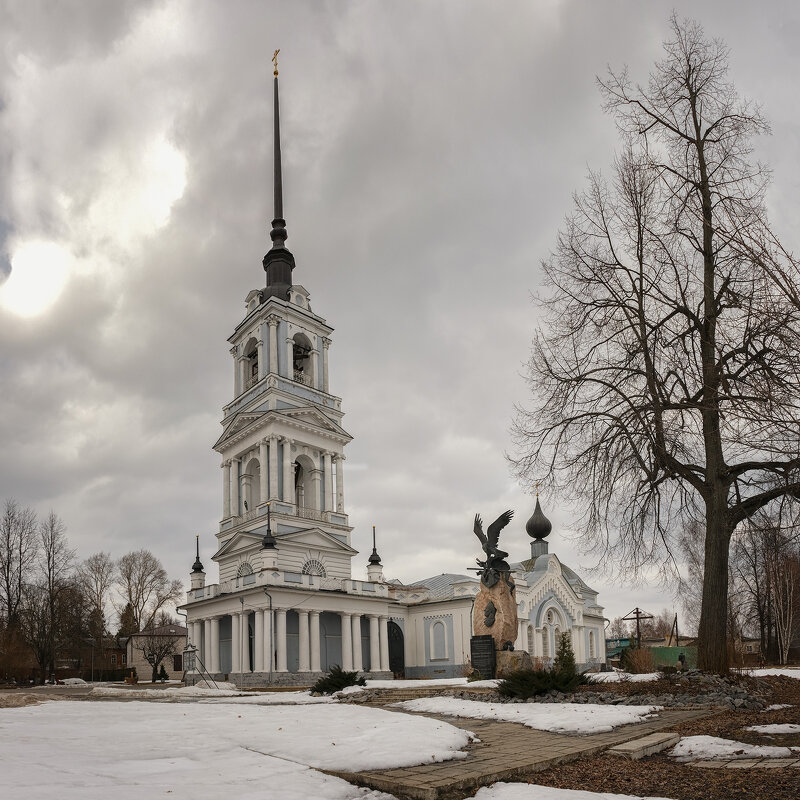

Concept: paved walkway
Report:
left=328, top=706, right=712, bottom=800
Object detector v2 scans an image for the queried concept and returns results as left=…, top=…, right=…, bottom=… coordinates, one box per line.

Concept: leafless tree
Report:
left=0, top=499, right=38, bottom=626
left=76, top=552, right=116, bottom=646
left=514, top=16, right=800, bottom=672
left=116, top=550, right=182, bottom=633
left=135, top=629, right=180, bottom=683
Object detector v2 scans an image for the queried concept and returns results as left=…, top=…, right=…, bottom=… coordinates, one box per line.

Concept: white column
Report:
left=263, top=610, right=273, bottom=672
left=351, top=614, right=363, bottom=671
left=231, top=613, right=241, bottom=674
left=257, top=335, right=265, bottom=379
left=231, top=347, right=239, bottom=395
left=254, top=610, right=264, bottom=673
left=210, top=617, right=221, bottom=674
left=322, top=338, right=330, bottom=392
left=222, top=461, right=231, bottom=518
left=286, top=337, right=294, bottom=379
left=238, top=357, right=247, bottom=392
left=282, top=438, right=294, bottom=503
left=323, top=452, right=334, bottom=512
left=275, top=609, right=288, bottom=672
left=379, top=616, right=390, bottom=672
left=202, top=619, right=211, bottom=669
left=298, top=610, right=310, bottom=672
left=268, top=435, right=279, bottom=500
left=310, top=348, right=319, bottom=388
left=369, top=615, right=380, bottom=672
left=310, top=611, right=321, bottom=672
left=259, top=439, right=268, bottom=503
left=190, top=620, right=200, bottom=650
left=241, top=613, right=252, bottom=673
left=311, top=469, right=322, bottom=511
left=341, top=613, right=353, bottom=671
left=335, top=455, right=345, bottom=512
left=231, top=458, right=241, bottom=516
left=267, top=316, right=279, bottom=375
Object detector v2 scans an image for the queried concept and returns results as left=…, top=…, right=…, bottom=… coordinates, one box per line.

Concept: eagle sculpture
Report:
left=473, top=509, right=514, bottom=587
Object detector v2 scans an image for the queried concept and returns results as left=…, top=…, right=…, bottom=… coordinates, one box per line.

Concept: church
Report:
left=180, top=61, right=606, bottom=686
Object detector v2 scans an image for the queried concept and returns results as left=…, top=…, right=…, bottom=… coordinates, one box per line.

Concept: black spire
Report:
left=192, top=535, right=204, bottom=573
left=262, top=49, right=295, bottom=301
left=526, top=496, right=552, bottom=540
left=262, top=502, right=277, bottom=549
left=368, top=525, right=382, bottom=565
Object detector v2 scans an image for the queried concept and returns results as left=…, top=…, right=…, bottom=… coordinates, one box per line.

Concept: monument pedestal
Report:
left=473, top=573, right=518, bottom=651
left=470, top=635, right=496, bottom=679
left=495, top=649, right=533, bottom=678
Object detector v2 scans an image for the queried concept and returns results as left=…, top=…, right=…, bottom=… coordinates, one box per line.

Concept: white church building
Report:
left=180, top=65, right=605, bottom=686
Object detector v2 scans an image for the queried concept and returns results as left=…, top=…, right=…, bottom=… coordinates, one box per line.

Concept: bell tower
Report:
left=211, top=53, right=355, bottom=586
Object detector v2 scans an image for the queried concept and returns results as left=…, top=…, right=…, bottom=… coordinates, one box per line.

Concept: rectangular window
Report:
left=122, top=654, right=127, bottom=665
left=173, top=654, right=183, bottom=672
left=111, top=654, right=116, bottom=665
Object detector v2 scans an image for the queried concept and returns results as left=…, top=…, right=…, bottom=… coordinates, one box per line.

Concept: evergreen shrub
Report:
left=310, top=664, right=366, bottom=695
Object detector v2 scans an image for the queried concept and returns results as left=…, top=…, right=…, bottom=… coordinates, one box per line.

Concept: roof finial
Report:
left=192, top=534, right=204, bottom=573
left=368, top=524, right=382, bottom=565
left=262, top=48, right=295, bottom=299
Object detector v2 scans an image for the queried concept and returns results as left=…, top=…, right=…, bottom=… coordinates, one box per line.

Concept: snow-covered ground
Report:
left=742, top=668, right=800, bottom=678
left=670, top=735, right=800, bottom=762
left=395, top=697, right=661, bottom=735
left=762, top=703, right=793, bottom=712
left=473, top=784, right=673, bottom=800
left=586, top=672, right=661, bottom=684
left=744, top=723, right=800, bottom=734
left=0, top=700, right=476, bottom=799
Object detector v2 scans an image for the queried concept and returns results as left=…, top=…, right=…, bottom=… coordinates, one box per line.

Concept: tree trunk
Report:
left=698, top=501, right=731, bottom=673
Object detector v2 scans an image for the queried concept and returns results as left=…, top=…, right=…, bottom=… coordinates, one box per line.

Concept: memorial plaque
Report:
left=470, top=634, right=496, bottom=679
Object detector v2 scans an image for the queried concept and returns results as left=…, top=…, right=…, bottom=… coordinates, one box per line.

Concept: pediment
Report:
left=214, top=411, right=265, bottom=449
left=212, top=530, right=264, bottom=561
left=278, top=527, right=357, bottom=555
left=276, top=406, right=351, bottom=439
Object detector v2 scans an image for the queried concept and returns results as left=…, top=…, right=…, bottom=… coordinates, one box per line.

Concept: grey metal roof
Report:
left=413, top=573, right=477, bottom=601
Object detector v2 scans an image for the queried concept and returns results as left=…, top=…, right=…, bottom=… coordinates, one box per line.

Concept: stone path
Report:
left=328, top=706, right=712, bottom=800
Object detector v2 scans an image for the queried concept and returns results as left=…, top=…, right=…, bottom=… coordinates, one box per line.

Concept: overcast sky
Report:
left=2, top=0, right=799, bottom=630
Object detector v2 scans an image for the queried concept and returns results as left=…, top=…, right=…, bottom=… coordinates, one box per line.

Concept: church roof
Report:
left=412, top=573, right=477, bottom=601
left=512, top=554, right=599, bottom=596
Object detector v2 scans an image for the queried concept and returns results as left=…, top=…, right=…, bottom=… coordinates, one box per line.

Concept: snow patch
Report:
left=586, top=672, right=661, bottom=683
left=670, top=735, right=800, bottom=761
left=744, top=724, right=800, bottom=734
left=472, top=782, right=675, bottom=799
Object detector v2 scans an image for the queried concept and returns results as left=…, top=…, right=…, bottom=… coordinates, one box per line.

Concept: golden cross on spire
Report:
left=535, top=480, right=540, bottom=497
left=272, top=49, right=280, bottom=77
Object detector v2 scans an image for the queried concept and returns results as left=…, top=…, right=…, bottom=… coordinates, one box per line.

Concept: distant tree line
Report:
left=0, top=498, right=183, bottom=683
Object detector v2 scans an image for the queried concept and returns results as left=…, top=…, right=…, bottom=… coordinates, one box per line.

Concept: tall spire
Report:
left=368, top=525, right=382, bottom=565
left=192, top=534, right=204, bottom=573
left=262, top=48, right=295, bottom=300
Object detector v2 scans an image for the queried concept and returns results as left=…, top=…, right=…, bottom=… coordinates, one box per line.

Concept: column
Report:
left=310, top=611, right=321, bottom=672
left=231, top=458, right=241, bottom=516
left=322, top=338, right=330, bottom=392
left=351, top=614, right=363, bottom=671
left=298, top=610, right=310, bottom=672
left=222, top=461, right=231, bottom=518
left=341, top=613, right=353, bottom=671
left=335, top=455, right=345, bottom=512
left=310, top=348, right=319, bottom=389
left=263, top=610, right=273, bottom=672
left=286, top=337, right=294, bottom=379
left=369, top=615, right=380, bottom=672
left=267, top=316, right=279, bottom=375
left=323, top=452, right=334, bottom=512
left=242, top=613, right=252, bottom=673
left=231, top=347, right=239, bottom=395
left=275, top=609, right=288, bottom=672
left=210, top=616, right=221, bottom=674
left=259, top=440, right=268, bottom=503
left=238, top=357, right=247, bottom=392
left=282, top=438, right=294, bottom=503
left=268, top=435, right=279, bottom=499
left=311, top=469, right=322, bottom=511
left=203, top=618, right=212, bottom=670
left=254, top=610, right=264, bottom=673
left=257, top=335, right=265, bottom=379
left=189, top=620, right=200, bottom=650
left=231, top=613, right=241, bottom=674
left=379, top=616, right=390, bottom=672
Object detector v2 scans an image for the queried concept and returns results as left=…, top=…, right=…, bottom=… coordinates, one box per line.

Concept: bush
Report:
left=498, top=633, right=586, bottom=700
left=311, top=665, right=366, bottom=695
left=620, top=646, right=654, bottom=674
left=158, top=664, right=169, bottom=682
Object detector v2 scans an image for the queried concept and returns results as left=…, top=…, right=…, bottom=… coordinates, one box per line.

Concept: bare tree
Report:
left=116, top=550, right=182, bottom=633
left=514, top=17, right=800, bottom=672
left=0, top=499, right=38, bottom=626
left=76, top=552, right=116, bottom=646
left=135, top=629, right=180, bottom=683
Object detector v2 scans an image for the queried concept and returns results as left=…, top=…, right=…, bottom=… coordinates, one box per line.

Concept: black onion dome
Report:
left=368, top=547, right=382, bottom=565
left=526, top=497, right=552, bottom=540
left=191, top=555, right=204, bottom=573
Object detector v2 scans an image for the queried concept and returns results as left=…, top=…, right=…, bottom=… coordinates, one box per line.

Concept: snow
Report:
left=744, top=668, right=800, bottom=679
left=762, top=704, right=793, bottom=712
left=59, top=677, right=87, bottom=686
left=364, top=678, right=498, bottom=689
left=472, top=782, right=674, bottom=800
left=586, top=672, right=661, bottom=683
left=0, top=700, right=475, bottom=798
left=670, top=735, right=800, bottom=761
left=744, top=724, right=800, bottom=734
left=394, top=698, right=661, bottom=735
left=91, top=684, right=340, bottom=704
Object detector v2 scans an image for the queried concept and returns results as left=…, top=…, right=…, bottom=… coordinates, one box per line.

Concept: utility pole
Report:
left=622, top=608, right=654, bottom=648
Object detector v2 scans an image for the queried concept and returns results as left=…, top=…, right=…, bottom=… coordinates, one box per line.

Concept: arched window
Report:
left=243, top=337, right=259, bottom=389
left=589, top=631, right=596, bottom=659
left=236, top=561, right=255, bottom=586
left=292, top=333, right=313, bottom=385
left=431, top=620, right=447, bottom=660
left=301, top=559, right=327, bottom=577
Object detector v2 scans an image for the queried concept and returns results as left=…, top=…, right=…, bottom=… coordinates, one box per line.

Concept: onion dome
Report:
left=526, top=497, right=552, bottom=540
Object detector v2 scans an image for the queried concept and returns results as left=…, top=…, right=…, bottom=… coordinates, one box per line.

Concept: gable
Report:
left=212, top=530, right=264, bottom=561
left=277, top=527, right=357, bottom=555
left=276, top=406, right=352, bottom=439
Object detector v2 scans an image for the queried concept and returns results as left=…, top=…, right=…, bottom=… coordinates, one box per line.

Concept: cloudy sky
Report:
left=2, top=0, right=799, bottom=628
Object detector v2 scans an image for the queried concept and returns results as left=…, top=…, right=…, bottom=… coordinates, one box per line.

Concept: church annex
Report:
left=181, top=61, right=605, bottom=686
